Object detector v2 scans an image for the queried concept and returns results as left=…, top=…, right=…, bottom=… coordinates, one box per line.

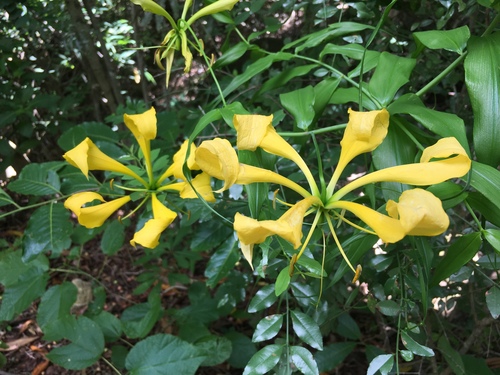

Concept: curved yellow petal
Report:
left=234, top=114, right=319, bottom=195
left=124, top=107, right=157, bottom=174
left=332, top=137, right=471, bottom=201
left=326, top=200, right=406, bottom=244
left=327, top=108, right=389, bottom=194
left=179, top=29, right=193, bottom=73
left=158, top=140, right=199, bottom=183
left=387, top=189, right=449, bottom=236
left=234, top=196, right=319, bottom=251
left=195, top=138, right=239, bottom=192
left=187, top=0, right=239, bottom=26
left=63, top=138, right=145, bottom=183
left=179, top=172, right=216, bottom=202
left=130, top=194, right=177, bottom=248
left=65, top=192, right=130, bottom=228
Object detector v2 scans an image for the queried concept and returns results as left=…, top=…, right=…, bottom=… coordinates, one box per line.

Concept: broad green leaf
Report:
left=280, top=86, right=316, bottom=130
left=315, top=342, right=356, bottom=372
left=101, top=220, right=125, bottom=255
left=462, top=355, right=495, bottom=375
left=205, top=235, right=239, bottom=288
left=312, top=78, right=340, bottom=122
left=248, top=284, right=277, bottom=313
left=319, top=44, right=380, bottom=77
left=196, top=336, right=232, bottom=366
left=291, top=310, right=323, bottom=350
left=46, top=316, right=105, bottom=370
left=413, top=26, right=470, bottom=54
left=57, top=122, right=119, bottom=151
left=296, top=255, right=327, bottom=278
left=111, top=345, right=128, bottom=370
left=438, top=335, right=466, bottom=375
left=290, top=346, right=319, bottom=375
left=252, top=314, right=283, bottom=343
left=336, top=313, right=361, bottom=340
left=126, top=334, right=206, bottom=375
left=467, top=192, right=500, bottom=228
left=427, top=182, right=468, bottom=210
left=275, top=267, right=291, bottom=296
left=225, top=331, right=257, bottom=369
left=0, top=266, right=49, bottom=322
left=368, top=52, right=416, bottom=107
left=401, top=331, right=434, bottom=357
left=468, top=161, right=500, bottom=213
left=329, top=86, right=377, bottom=110
left=243, top=344, right=283, bottom=375
left=92, top=311, right=122, bottom=343
left=483, top=229, right=500, bottom=254
left=377, top=300, right=400, bottom=317
left=431, top=232, right=482, bottom=285
left=476, top=0, right=500, bottom=9
left=388, top=94, right=469, bottom=151
left=238, top=149, right=269, bottom=219
left=0, top=251, right=48, bottom=287
left=191, top=220, right=232, bottom=251
left=0, top=188, right=16, bottom=208
left=465, top=33, right=500, bottom=166
left=22, top=203, right=73, bottom=262
left=8, top=162, right=62, bottom=196
left=121, top=292, right=161, bottom=339
left=0, top=352, right=6, bottom=368
left=222, top=53, right=293, bottom=98
left=37, top=282, right=77, bottom=339
left=400, top=350, right=414, bottom=361
left=367, top=354, right=394, bottom=375
left=213, top=42, right=249, bottom=68
left=257, top=64, right=317, bottom=95
left=486, top=287, right=500, bottom=319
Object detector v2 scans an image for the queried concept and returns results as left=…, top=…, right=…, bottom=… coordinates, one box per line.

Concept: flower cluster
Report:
left=63, top=107, right=214, bottom=248
left=194, top=109, right=471, bottom=277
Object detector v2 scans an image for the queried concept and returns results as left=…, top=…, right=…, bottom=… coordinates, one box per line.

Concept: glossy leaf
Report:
left=280, top=86, right=316, bottom=130
left=291, top=310, right=323, bottom=350
left=252, top=314, right=283, bottom=342
left=431, top=232, right=482, bottom=285
left=465, top=33, right=500, bottom=166
left=483, top=229, right=500, bottom=253
left=121, top=292, right=161, bottom=339
left=46, top=317, right=105, bottom=370
left=125, top=334, right=206, bottom=375
left=257, top=64, right=316, bottom=95
left=368, top=52, right=416, bottom=106
left=290, top=346, right=319, bottom=375
left=101, top=220, right=125, bottom=255
left=8, top=162, right=62, bottom=196
left=275, top=267, right=291, bottom=296
left=377, top=300, right=400, bottom=317
left=401, top=331, right=435, bottom=357
left=205, top=235, right=239, bottom=288
left=468, top=161, right=500, bottom=213
left=22, top=203, right=73, bottom=262
left=248, top=284, right=277, bottom=313
left=413, top=26, right=470, bottom=54
left=243, top=344, right=283, bottom=375
left=486, top=287, right=500, bottom=319
left=213, top=42, right=249, bottom=68
left=367, top=354, right=394, bottom=375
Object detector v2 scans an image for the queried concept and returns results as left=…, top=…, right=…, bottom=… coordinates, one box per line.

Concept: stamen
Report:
left=325, top=214, right=356, bottom=274
left=296, top=210, right=322, bottom=261
left=332, top=210, right=377, bottom=236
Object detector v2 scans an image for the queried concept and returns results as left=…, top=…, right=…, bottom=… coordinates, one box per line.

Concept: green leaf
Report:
left=368, top=52, right=416, bottom=106
left=0, top=251, right=48, bottom=287
left=275, top=267, right=291, bottom=296
left=401, top=331, right=435, bottom=357
left=367, top=354, right=394, bottom=375
left=257, top=64, right=317, bottom=95
left=37, top=282, right=77, bottom=339
left=290, top=346, right=319, bottom=375
left=377, top=300, right=400, bottom=317
left=336, top=313, right=361, bottom=340
left=196, top=336, right=232, bottom=366
left=130, top=0, right=172, bottom=19
left=252, top=314, right=283, bottom=343
left=413, top=26, right=470, bottom=54
left=468, top=161, right=500, bottom=213
left=125, top=334, right=206, bottom=375
left=315, top=342, right=356, bottom=372
left=101, top=220, right=125, bottom=255
left=92, top=311, right=122, bottom=343
left=388, top=94, right=469, bottom=151
left=8, top=162, right=62, bottom=196
left=248, top=284, right=277, bottom=313
left=483, top=229, right=500, bottom=253
left=0, top=188, right=16, bottom=208
left=225, top=331, right=257, bottom=369
left=213, top=42, right=249, bottom=68
left=431, top=232, right=482, bottom=285
left=0, top=266, right=49, bottom=322
left=280, top=86, right=316, bottom=130
left=205, top=235, right=239, bottom=288
left=465, top=33, right=500, bottom=166
left=243, top=344, right=283, bottom=375
left=291, top=310, right=323, bottom=350
left=467, top=192, right=500, bottom=228
left=486, top=287, right=500, bottom=319
left=46, top=316, right=105, bottom=370
left=22, top=203, right=73, bottom=262
left=121, top=292, right=161, bottom=339
left=438, top=335, right=466, bottom=375
left=57, top=122, right=119, bottom=151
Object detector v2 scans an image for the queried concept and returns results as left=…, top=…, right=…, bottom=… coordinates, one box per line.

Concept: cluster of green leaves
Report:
left=2, top=0, right=500, bottom=374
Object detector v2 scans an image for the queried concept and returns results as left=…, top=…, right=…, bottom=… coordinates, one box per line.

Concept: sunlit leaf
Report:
left=243, top=344, right=283, bottom=375
left=290, top=346, right=319, bottom=375
left=291, top=310, right=323, bottom=350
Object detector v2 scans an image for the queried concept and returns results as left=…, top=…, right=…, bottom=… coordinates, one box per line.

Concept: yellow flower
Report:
left=131, top=194, right=177, bottom=248
left=64, top=192, right=131, bottom=228
left=195, top=109, right=471, bottom=274
left=131, top=0, right=239, bottom=86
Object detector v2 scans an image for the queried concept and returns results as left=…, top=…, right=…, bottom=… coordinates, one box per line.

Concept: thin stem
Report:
left=481, top=13, right=500, bottom=37
left=311, top=133, right=326, bottom=199
left=393, top=117, right=425, bottom=152
left=416, top=53, right=467, bottom=98
left=101, top=356, right=122, bottom=375
left=278, top=123, right=347, bottom=137
left=296, top=210, right=322, bottom=261
left=325, top=214, right=356, bottom=274
left=464, top=200, right=483, bottom=231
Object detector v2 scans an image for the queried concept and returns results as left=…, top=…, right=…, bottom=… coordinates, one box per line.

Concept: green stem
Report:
left=101, top=356, right=123, bottom=375
left=393, top=117, right=425, bottom=152
left=482, top=13, right=500, bottom=37
left=0, top=197, right=66, bottom=219
left=416, top=53, right=467, bottom=98
left=278, top=123, right=346, bottom=137
left=464, top=200, right=483, bottom=231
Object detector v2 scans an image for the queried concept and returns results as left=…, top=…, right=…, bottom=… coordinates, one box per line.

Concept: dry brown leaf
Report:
left=0, top=336, right=38, bottom=351
left=31, top=359, right=49, bottom=375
